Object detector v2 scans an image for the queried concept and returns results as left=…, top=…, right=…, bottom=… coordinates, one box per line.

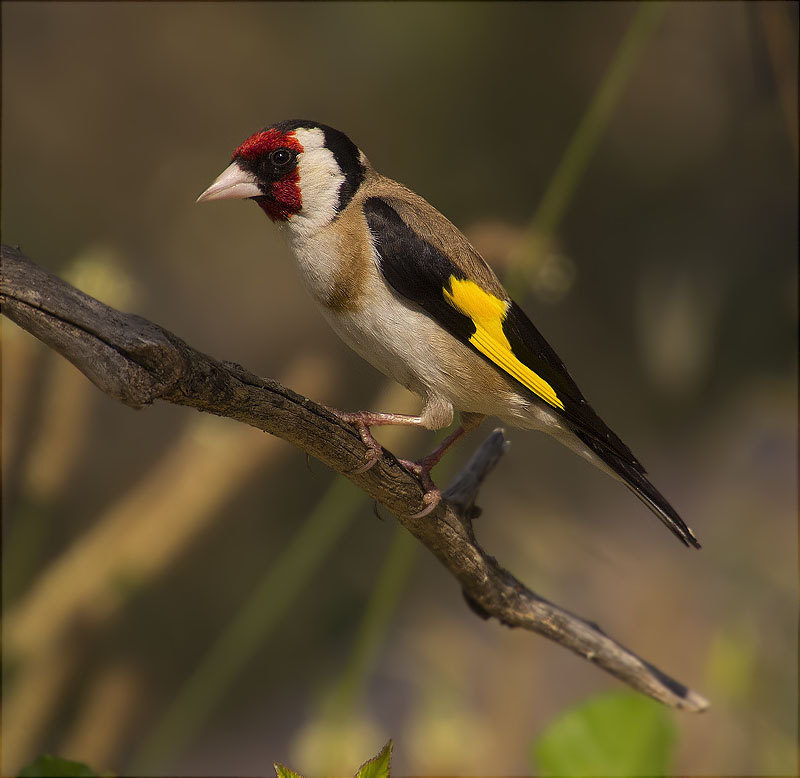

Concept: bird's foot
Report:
left=329, top=408, right=428, bottom=474
left=335, top=411, right=385, bottom=473
left=330, top=406, right=464, bottom=516
left=396, top=456, right=442, bottom=518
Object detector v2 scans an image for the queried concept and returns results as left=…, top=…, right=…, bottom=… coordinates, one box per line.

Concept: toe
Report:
left=409, top=488, right=442, bottom=519
left=353, top=447, right=380, bottom=474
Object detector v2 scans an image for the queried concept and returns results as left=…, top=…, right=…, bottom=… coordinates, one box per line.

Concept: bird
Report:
left=197, top=119, right=700, bottom=548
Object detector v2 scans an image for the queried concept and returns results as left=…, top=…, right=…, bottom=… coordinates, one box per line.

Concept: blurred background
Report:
left=2, top=2, right=797, bottom=776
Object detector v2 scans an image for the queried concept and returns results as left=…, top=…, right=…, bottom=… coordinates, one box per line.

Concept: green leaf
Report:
left=274, top=764, right=304, bottom=778
left=19, top=755, right=99, bottom=777
left=531, top=691, right=676, bottom=777
left=355, top=740, right=392, bottom=778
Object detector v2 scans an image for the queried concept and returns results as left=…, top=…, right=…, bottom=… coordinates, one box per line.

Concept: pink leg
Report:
left=331, top=405, right=485, bottom=517
left=335, top=410, right=428, bottom=473
left=418, top=412, right=484, bottom=470
left=397, top=412, right=485, bottom=517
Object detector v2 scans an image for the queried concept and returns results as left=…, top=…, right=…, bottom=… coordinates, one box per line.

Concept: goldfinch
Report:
left=197, top=120, right=700, bottom=548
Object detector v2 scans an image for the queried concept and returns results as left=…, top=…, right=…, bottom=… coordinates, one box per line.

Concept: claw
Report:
left=352, top=446, right=381, bottom=474
left=397, top=457, right=443, bottom=518
left=409, top=488, right=442, bottom=518
left=334, top=412, right=385, bottom=474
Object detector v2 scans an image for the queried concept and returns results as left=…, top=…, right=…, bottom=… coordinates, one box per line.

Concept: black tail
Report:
left=576, top=432, right=701, bottom=549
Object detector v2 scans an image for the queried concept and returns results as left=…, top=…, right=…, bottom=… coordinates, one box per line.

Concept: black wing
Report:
left=364, top=196, right=640, bottom=467
left=364, top=196, right=700, bottom=548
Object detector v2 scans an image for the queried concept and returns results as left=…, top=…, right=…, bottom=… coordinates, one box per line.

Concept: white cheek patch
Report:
left=290, top=127, right=345, bottom=239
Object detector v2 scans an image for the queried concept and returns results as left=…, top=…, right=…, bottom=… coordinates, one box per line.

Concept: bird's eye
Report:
left=269, top=149, right=293, bottom=166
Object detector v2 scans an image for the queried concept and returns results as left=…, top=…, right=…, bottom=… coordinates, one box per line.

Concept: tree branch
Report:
left=0, top=243, right=708, bottom=712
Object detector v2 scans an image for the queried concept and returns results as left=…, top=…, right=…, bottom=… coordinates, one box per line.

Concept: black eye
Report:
left=269, top=149, right=293, bottom=166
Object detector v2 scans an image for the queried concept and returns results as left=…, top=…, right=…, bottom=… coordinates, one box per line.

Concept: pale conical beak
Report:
left=196, top=161, right=264, bottom=203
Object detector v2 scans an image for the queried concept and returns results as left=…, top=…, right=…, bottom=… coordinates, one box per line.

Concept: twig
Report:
left=0, top=244, right=708, bottom=712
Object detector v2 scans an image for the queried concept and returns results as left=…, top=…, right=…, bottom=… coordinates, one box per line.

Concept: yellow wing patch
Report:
left=443, top=276, right=565, bottom=411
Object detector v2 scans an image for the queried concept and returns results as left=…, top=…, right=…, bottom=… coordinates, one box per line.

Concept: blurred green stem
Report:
left=506, top=1, right=667, bottom=297
left=321, top=526, right=418, bottom=721
left=3, top=499, right=52, bottom=607
left=129, top=478, right=364, bottom=774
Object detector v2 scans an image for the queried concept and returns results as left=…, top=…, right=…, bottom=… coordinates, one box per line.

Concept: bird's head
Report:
left=197, top=120, right=366, bottom=233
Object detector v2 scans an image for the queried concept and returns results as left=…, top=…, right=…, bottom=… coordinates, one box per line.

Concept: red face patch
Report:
left=233, top=128, right=304, bottom=160
left=256, top=171, right=300, bottom=221
left=233, top=128, right=305, bottom=222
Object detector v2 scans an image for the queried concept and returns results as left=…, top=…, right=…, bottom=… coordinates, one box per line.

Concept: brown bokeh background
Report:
left=2, top=2, right=797, bottom=776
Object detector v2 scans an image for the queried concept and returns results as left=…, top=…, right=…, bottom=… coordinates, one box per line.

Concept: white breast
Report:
left=280, top=223, right=343, bottom=307
left=284, top=229, right=515, bottom=420
left=287, top=226, right=435, bottom=392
